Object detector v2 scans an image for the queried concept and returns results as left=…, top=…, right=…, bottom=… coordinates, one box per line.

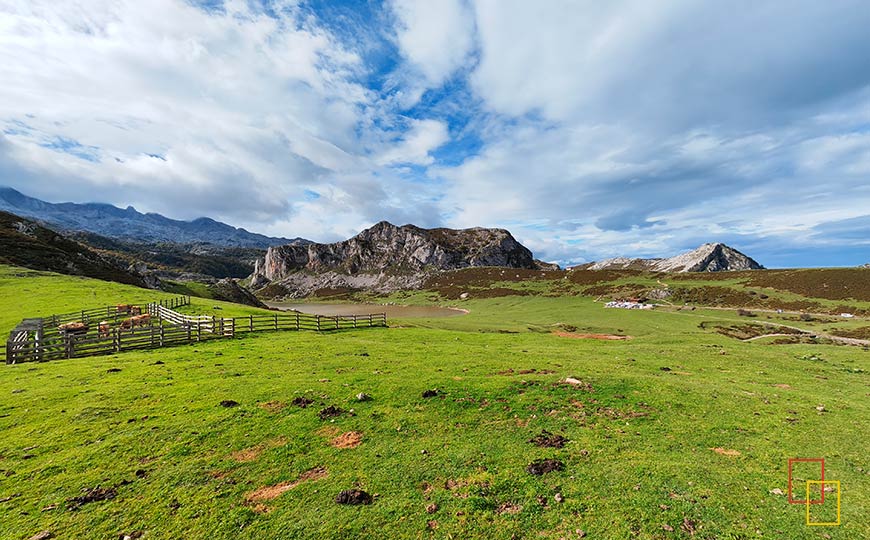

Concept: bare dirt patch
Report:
left=318, top=405, right=348, bottom=419
left=330, top=431, right=363, bottom=449
left=529, top=430, right=569, bottom=448
left=335, top=489, right=373, bottom=505
left=553, top=331, right=630, bottom=340
left=711, top=447, right=741, bottom=457
left=496, top=368, right=556, bottom=376
left=526, top=459, right=565, bottom=476
left=258, top=401, right=286, bottom=413
left=245, top=467, right=328, bottom=503
left=291, top=397, right=314, bottom=408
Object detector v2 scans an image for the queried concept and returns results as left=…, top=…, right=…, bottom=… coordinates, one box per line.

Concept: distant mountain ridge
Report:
left=250, top=220, right=548, bottom=296
left=0, top=187, right=307, bottom=248
left=580, top=243, right=764, bottom=272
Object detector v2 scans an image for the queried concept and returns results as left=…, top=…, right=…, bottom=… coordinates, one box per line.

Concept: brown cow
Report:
left=130, top=306, right=142, bottom=316
left=117, top=304, right=132, bottom=314
left=121, top=314, right=151, bottom=331
left=58, top=321, right=88, bottom=335
left=98, top=321, right=111, bottom=338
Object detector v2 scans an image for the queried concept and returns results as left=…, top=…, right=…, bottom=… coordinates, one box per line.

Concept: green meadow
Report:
left=0, top=265, right=867, bottom=539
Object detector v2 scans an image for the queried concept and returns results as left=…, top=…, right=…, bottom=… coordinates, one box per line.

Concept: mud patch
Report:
left=245, top=467, right=328, bottom=503
left=292, top=397, right=314, bottom=408
left=258, top=401, right=286, bottom=413
left=527, top=459, right=565, bottom=475
left=529, top=430, right=569, bottom=448
left=422, top=389, right=439, bottom=398
left=330, top=431, right=363, bottom=449
left=219, top=400, right=239, bottom=408
left=335, top=489, right=373, bottom=505
left=318, top=405, right=348, bottom=419
left=66, top=486, right=117, bottom=510
left=711, top=447, right=741, bottom=457
left=554, top=331, right=630, bottom=340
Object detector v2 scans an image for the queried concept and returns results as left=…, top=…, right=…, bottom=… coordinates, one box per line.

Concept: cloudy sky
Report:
left=2, top=0, right=869, bottom=267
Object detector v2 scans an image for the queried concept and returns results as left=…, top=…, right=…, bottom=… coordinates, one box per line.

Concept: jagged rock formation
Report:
left=0, top=186, right=307, bottom=248
left=582, top=243, right=764, bottom=272
left=208, top=278, right=267, bottom=308
left=250, top=221, right=541, bottom=297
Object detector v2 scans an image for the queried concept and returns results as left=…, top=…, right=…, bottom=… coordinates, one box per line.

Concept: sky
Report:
left=1, top=0, right=870, bottom=267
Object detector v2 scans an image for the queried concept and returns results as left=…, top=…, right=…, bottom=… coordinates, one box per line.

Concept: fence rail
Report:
left=6, top=296, right=386, bottom=364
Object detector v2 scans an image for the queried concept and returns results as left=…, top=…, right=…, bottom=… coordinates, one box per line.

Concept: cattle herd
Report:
left=57, top=304, right=152, bottom=338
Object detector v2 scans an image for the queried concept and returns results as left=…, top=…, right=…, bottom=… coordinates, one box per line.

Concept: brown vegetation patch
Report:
left=699, top=321, right=804, bottom=340
left=554, top=331, right=630, bottom=340
left=773, top=384, right=792, bottom=389
left=744, top=268, right=870, bottom=302
left=66, top=486, right=117, bottom=509
left=230, top=437, right=288, bottom=462
left=245, top=467, right=328, bottom=503
left=567, top=268, right=644, bottom=285
left=330, top=431, right=363, bottom=449
left=829, top=326, right=870, bottom=340
left=424, top=267, right=563, bottom=289
left=711, top=447, right=741, bottom=457
left=258, top=401, right=286, bottom=413
left=583, top=283, right=650, bottom=299
left=335, top=489, right=373, bottom=505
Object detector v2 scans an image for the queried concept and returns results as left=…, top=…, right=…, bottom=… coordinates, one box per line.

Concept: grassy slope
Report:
left=0, top=265, right=868, bottom=540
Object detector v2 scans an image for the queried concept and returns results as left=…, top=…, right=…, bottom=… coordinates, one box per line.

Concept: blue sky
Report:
left=1, top=0, right=869, bottom=267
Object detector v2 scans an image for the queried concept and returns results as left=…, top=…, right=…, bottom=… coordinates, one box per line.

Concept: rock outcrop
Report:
left=250, top=221, right=539, bottom=296
left=583, top=243, right=763, bottom=272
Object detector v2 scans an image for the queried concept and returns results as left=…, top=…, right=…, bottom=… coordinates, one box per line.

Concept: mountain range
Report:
left=0, top=187, right=306, bottom=248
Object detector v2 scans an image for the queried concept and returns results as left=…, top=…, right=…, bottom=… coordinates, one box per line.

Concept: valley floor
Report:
left=0, top=266, right=867, bottom=539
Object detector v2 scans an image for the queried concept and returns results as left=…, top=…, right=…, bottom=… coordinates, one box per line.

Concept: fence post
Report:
left=197, top=323, right=201, bottom=342
left=335, top=316, right=339, bottom=330
left=369, top=314, right=373, bottom=327
left=186, top=324, right=191, bottom=343
left=295, top=312, right=300, bottom=330
left=250, top=315, right=254, bottom=332
left=316, top=315, right=321, bottom=332
left=160, top=325, right=165, bottom=347
left=65, top=335, right=73, bottom=359
left=353, top=315, right=357, bottom=328
left=274, top=314, right=278, bottom=330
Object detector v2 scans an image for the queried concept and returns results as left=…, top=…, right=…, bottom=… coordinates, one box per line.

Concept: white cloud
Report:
left=389, top=0, right=475, bottom=87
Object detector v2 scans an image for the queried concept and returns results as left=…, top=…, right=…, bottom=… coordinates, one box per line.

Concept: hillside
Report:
left=251, top=220, right=545, bottom=297
left=0, top=264, right=867, bottom=539
left=581, top=243, right=763, bottom=272
left=0, top=211, right=147, bottom=288
left=0, top=187, right=308, bottom=248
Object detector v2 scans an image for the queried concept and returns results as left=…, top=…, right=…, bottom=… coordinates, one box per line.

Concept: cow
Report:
left=116, top=304, right=132, bottom=314
left=120, top=314, right=151, bottom=331
left=130, top=306, right=142, bottom=316
left=98, top=321, right=111, bottom=338
left=58, top=321, right=88, bottom=335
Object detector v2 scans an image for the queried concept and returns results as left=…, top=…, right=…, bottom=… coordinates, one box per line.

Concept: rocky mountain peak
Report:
left=250, top=221, right=540, bottom=296
left=584, top=243, right=763, bottom=273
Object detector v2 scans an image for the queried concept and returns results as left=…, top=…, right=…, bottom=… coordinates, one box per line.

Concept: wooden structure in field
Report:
left=5, top=296, right=387, bottom=364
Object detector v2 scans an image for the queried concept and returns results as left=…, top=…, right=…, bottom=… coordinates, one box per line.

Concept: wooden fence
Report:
left=5, top=297, right=386, bottom=364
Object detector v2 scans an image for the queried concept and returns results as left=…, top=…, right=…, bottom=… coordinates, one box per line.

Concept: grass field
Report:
left=0, top=265, right=868, bottom=539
